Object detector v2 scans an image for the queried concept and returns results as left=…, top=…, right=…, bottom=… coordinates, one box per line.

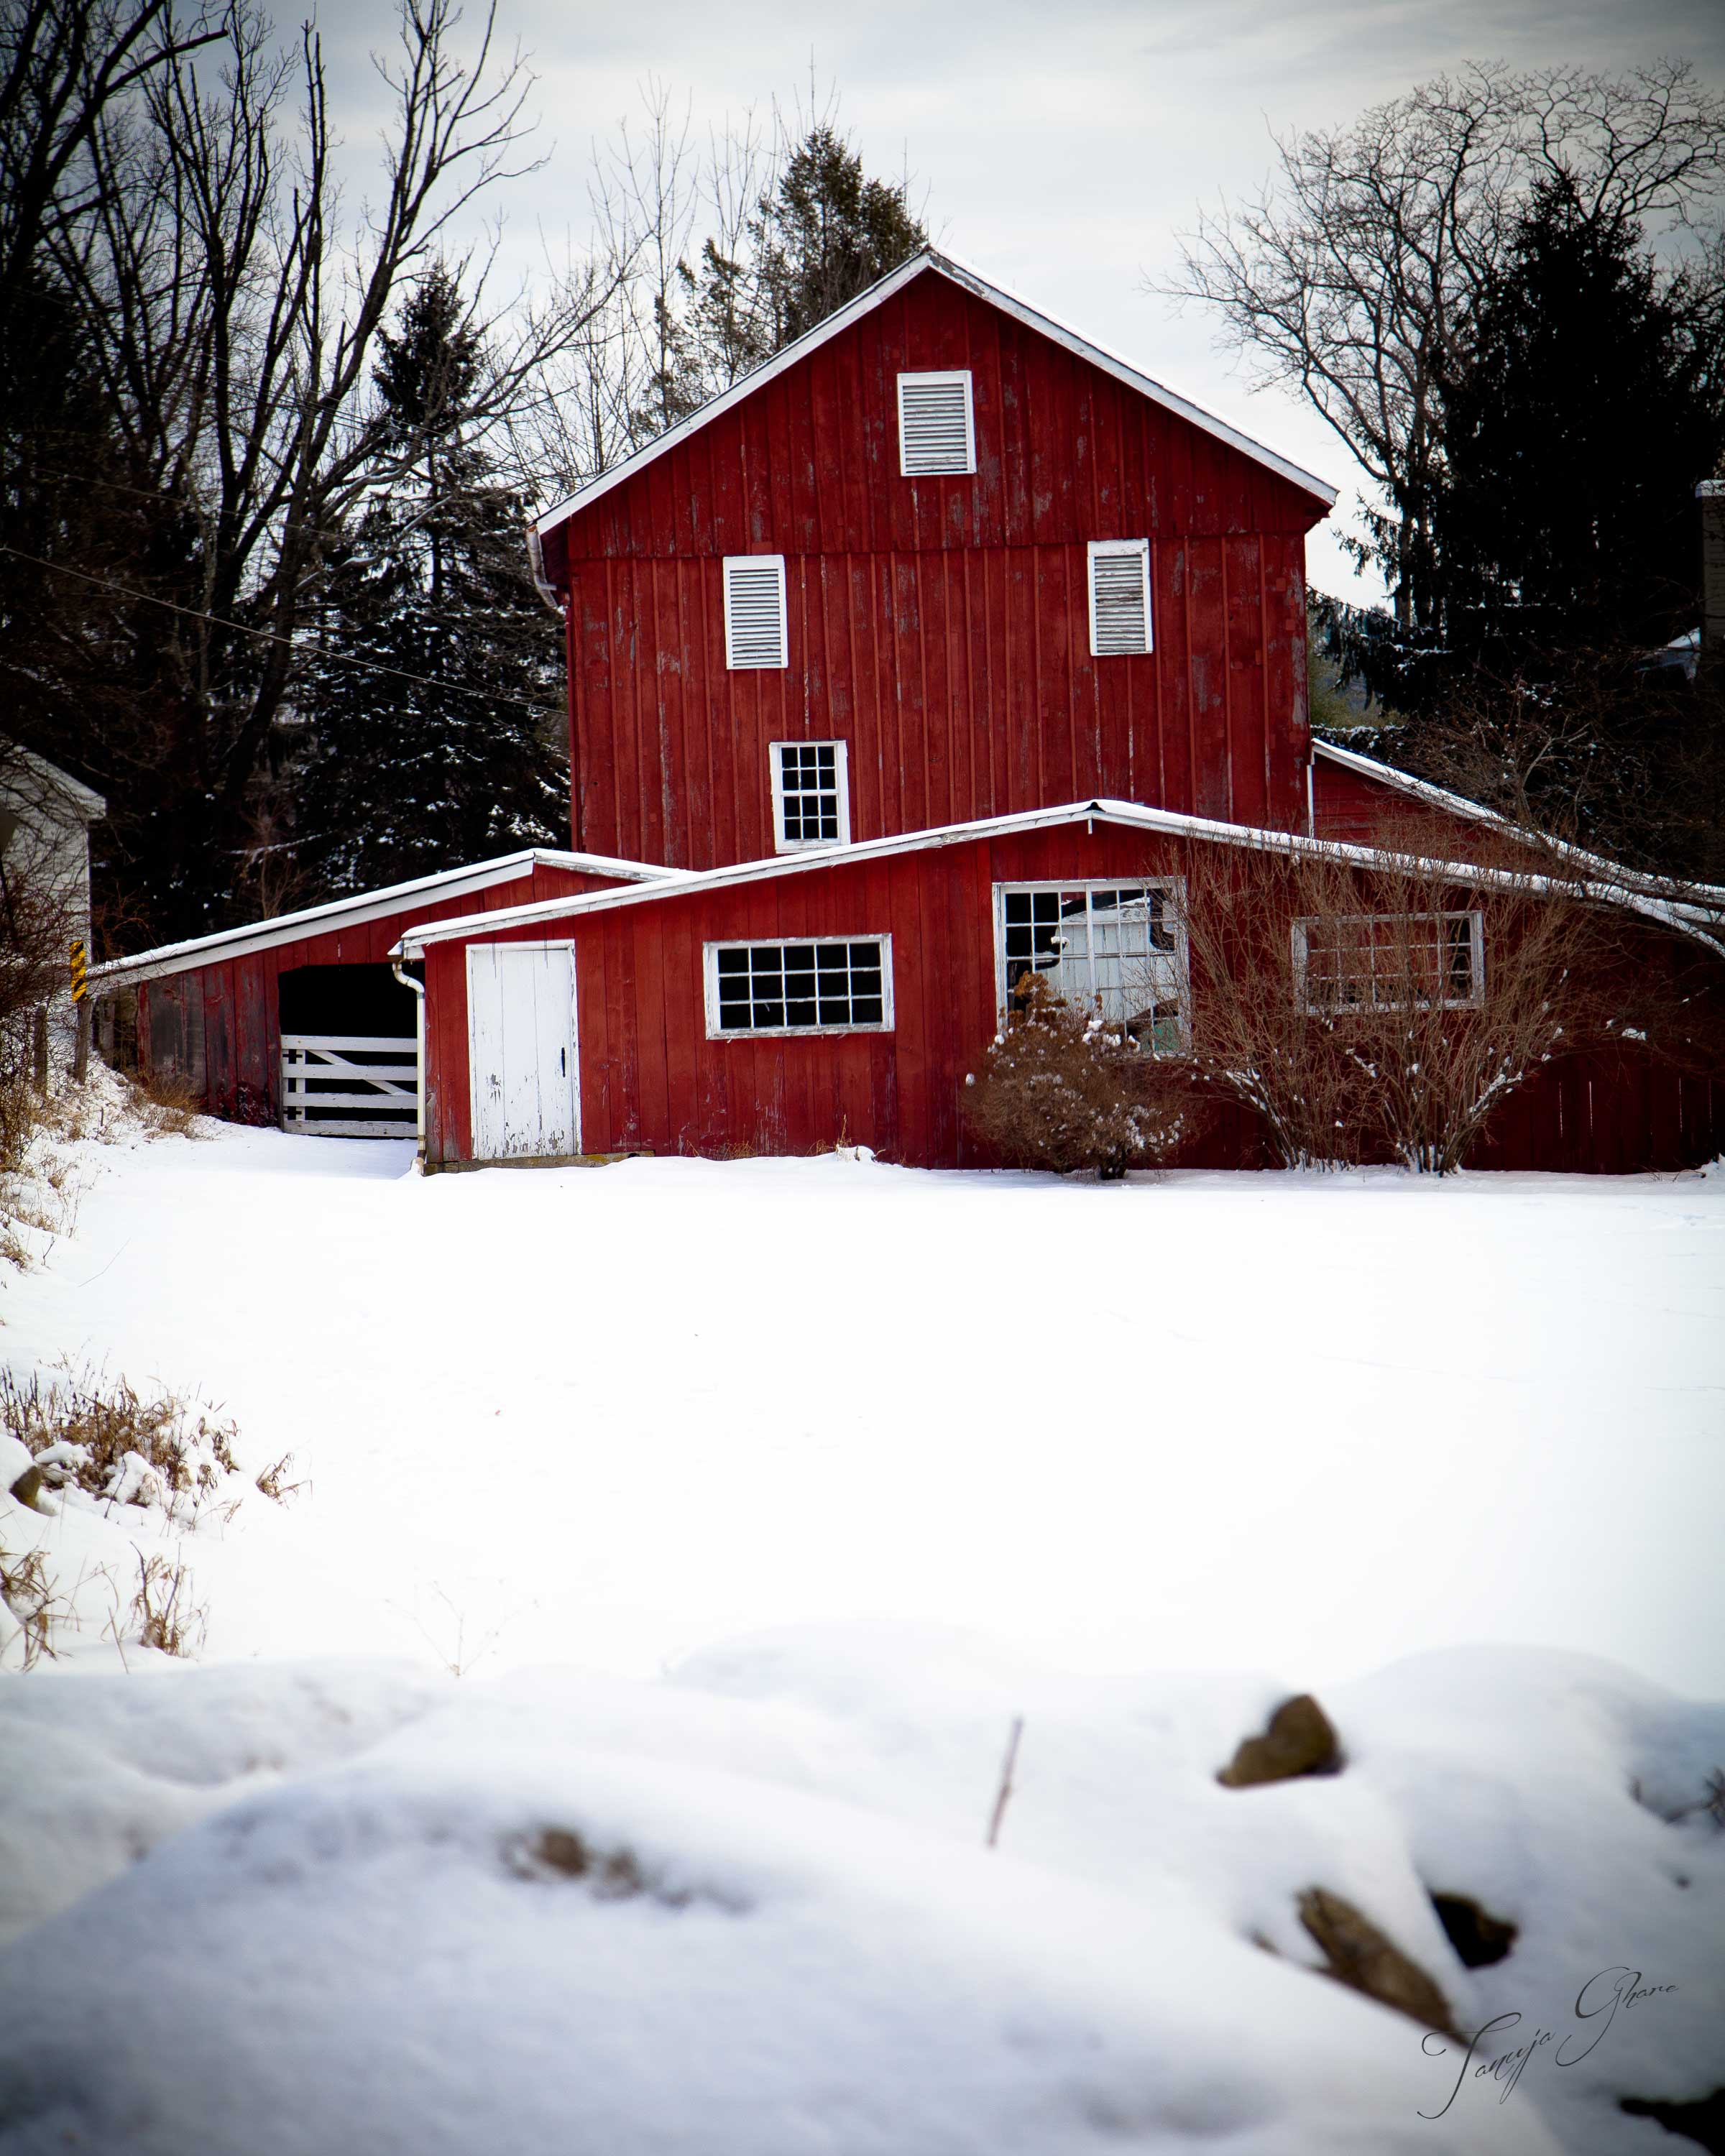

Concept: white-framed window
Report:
left=723, top=554, right=788, bottom=669
left=993, top=881, right=1187, bottom=1050
left=704, top=936, right=893, bottom=1038
left=1087, top=539, right=1152, bottom=657
left=897, top=370, right=975, bottom=476
left=1292, top=910, right=1485, bottom=1013
left=769, top=740, right=850, bottom=852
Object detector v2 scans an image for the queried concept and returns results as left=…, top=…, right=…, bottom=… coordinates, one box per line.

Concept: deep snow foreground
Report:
left=1, top=1634, right=1723, bottom=2155
left=1, top=1118, right=1722, bottom=1692
left=2, top=1119, right=1723, bottom=2154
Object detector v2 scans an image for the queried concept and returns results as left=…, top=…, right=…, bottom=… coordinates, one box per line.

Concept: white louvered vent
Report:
left=897, top=371, right=975, bottom=476
left=723, top=554, right=788, bottom=670
left=1088, top=540, right=1152, bottom=657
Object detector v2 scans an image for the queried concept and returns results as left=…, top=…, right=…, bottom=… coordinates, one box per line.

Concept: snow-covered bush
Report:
left=962, top=977, right=1202, bottom=1179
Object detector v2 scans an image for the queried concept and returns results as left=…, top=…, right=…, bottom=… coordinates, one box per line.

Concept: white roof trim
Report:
left=1314, top=738, right=1725, bottom=921
left=535, top=250, right=1337, bottom=540
left=92, top=849, right=678, bottom=987
left=396, top=801, right=1724, bottom=962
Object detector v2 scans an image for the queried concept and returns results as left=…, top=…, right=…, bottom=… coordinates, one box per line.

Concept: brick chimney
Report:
left=1701, top=480, right=1725, bottom=662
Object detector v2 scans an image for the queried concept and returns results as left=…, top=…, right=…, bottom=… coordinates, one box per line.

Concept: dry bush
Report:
left=0, top=1544, right=63, bottom=1668
left=0, top=1364, right=284, bottom=1529
left=126, top=1550, right=206, bottom=1659
left=126, top=1069, right=206, bottom=1140
left=1174, top=836, right=1617, bottom=1172
left=963, top=975, right=1208, bottom=1179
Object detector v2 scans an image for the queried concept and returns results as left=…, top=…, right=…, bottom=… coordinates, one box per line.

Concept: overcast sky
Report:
left=316, top=0, right=1725, bottom=602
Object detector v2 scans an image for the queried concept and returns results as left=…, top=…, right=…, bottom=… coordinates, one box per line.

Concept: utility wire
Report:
left=0, top=540, right=567, bottom=720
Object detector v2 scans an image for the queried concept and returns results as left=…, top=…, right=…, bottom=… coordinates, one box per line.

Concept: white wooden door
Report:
left=467, top=943, right=579, bottom=1159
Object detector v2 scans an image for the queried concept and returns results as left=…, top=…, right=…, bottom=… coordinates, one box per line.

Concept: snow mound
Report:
left=1, top=1633, right=1719, bottom=2155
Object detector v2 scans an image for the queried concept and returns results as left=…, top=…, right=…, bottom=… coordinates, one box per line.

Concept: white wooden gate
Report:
left=280, top=1036, right=418, bottom=1137
left=466, top=942, right=579, bottom=1159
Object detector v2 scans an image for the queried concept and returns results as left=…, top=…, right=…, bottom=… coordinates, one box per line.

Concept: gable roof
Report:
left=91, top=848, right=678, bottom=989
left=535, top=250, right=1337, bottom=542
left=395, top=801, right=1724, bottom=963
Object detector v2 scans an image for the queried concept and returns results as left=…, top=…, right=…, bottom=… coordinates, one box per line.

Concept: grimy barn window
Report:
left=770, top=741, right=850, bottom=851
left=996, top=882, right=1187, bottom=1050
left=705, top=937, right=892, bottom=1038
left=1293, top=910, right=1485, bottom=1012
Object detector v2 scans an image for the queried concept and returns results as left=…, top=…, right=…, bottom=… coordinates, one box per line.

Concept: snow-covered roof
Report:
left=92, top=849, right=678, bottom=988
left=534, top=249, right=1337, bottom=540
left=395, top=800, right=1725, bottom=962
left=0, top=742, right=106, bottom=824
left=1315, top=737, right=1725, bottom=926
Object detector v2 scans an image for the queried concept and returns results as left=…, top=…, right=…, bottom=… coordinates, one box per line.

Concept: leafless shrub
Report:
left=1173, top=835, right=1617, bottom=1172
left=126, top=1549, right=206, bottom=1659
left=963, top=975, right=1208, bottom=1179
left=0, top=1543, right=63, bottom=1668
left=126, top=1069, right=206, bottom=1141
left=254, top=1453, right=305, bottom=1505
left=0, top=1363, right=280, bottom=1528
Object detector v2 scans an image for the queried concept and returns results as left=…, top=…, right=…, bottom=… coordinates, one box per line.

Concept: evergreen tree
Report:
left=1433, top=176, right=1725, bottom=656
left=295, top=269, right=568, bottom=897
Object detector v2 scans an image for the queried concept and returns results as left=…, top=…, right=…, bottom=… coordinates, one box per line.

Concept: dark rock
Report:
left=1217, top=1694, right=1343, bottom=1787
left=1620, top=2089, right=1725, bottom=2152
left=1430, top=1891, right=1519, bottom=1968
left=1297, top=1886, right=1459, bottom=2039
left=6, top=1462, right=47, bottom=1514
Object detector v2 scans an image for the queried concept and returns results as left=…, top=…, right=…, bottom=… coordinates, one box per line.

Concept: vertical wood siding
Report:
left=543, top=273, right=1324, bottom=867
left=135, top=863, right=626, bottom=1125
left=418, top=829, right=1725, bottom=1175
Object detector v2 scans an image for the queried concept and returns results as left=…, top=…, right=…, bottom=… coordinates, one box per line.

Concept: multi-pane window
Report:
left=996, top=883, right=1187, bottom=1050
left=1087, top=540, right=1152, bottom=656
left=770, top=741, right=850, bottom=851
left=897, top=371, right=975, bottom=476
left=1293, top=911, right=1484, bottom=1012
left=706, top=937, right=891, bottom=1037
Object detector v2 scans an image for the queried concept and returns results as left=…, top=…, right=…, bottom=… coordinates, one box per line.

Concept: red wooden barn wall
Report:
left=1311, top=753, right=1483, bottom=849
left=136, top=863, right=627, bottom=1122
left=540, top=270, right=1325, bottom=871
left=420, top=827, right=1724, bottom=1174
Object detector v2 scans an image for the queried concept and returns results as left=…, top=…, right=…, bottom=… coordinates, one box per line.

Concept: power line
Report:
left=0, top=540, right=567, bottom=721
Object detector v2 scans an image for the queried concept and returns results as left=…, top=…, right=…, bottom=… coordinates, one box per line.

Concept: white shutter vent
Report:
left=897, top=371, right=975, bottom=476
left=1088, top=540, right=1152, bottom=657
left=724, top=554, right=788, bottom=670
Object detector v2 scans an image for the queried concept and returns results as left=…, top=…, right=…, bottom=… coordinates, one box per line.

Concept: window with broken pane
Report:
left=997, top=883, right=1187, bottom=1050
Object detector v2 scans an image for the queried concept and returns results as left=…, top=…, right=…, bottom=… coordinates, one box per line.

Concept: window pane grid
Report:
left=712, top=939, right=887, bottom=1034
left=777, top=742, right=841, bottom=843
left=1299, top=912, right=1480, bottom=1010
left=999, top=883, right=1185, bottom=1051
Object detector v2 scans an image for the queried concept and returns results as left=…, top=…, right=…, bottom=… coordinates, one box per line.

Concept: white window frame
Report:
left=1292, top=908, right=1486, bottom=1014
left=768, top=740, right=851, bottom=853
left=1087, top=538, right=1153, bottom=657
left=992, top=879, right=1189, bottom=1051
left=896, top=369, right=976, bottom=476
left=703, top=934, right=895, bottom=1041
left=722, top=553, right=788, bottom=670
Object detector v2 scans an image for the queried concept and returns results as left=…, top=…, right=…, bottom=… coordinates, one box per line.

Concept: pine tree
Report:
left=1432, top=176, right=1725, bottom=655
left=295, top=270, right=567, bottom=896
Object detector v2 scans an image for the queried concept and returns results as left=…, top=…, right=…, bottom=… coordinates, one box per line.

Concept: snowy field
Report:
left=1, top=1104, right=1722, bottom=2153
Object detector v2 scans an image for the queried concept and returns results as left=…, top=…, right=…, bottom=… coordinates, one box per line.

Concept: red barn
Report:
left=533, top=250, right=1333, bottom=867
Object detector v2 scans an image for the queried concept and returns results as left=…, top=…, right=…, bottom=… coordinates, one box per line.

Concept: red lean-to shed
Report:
left=93, top=849, right=671, bottom=1133
left=395, top=803, right=1725, bottom=1176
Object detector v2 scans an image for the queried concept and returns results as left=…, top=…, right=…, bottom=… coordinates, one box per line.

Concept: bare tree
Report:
left=1164, top=62, right=1725, bottom=627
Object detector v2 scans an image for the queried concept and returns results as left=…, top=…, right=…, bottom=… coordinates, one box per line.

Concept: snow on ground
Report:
left=1, top=1113, right=1722, bottom=2153
left=1, top=1117, right=1721, bottom=1691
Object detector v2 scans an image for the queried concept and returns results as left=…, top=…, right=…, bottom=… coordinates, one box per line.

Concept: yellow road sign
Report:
left=70, top=939, right=87, bottom=1003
